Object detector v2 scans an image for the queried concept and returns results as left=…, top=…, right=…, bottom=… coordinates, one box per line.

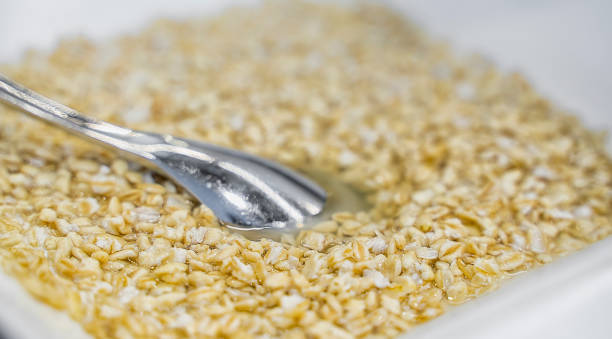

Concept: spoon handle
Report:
left=0, top=74, right=156, bottom=159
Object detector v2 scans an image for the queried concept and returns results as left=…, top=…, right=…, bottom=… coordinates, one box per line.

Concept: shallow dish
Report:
left=0, top=1, right=610, bottom=338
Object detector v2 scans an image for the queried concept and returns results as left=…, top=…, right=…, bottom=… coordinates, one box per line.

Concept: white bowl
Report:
left=1, top=1, right=610, bottom=338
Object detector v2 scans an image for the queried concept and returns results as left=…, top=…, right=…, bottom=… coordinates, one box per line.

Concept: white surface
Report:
left=407, top=236, right=612, bottom=339
left=0, top=1, right=611, bottom=339
left=0, top=275, right=90, bottom=339
left=387, top=0, right=612, bottom=136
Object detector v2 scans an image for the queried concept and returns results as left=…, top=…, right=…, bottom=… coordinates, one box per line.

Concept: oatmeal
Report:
left=0, top=2, right=611, bottom=338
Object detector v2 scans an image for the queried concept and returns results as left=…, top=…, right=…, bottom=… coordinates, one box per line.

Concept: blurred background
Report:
left=0, top=1, right=611, bottom=339
left=1, top=0, right=611, bottom=138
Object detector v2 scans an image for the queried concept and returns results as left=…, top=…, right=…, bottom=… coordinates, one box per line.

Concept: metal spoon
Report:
left=0, top=74, right=365, bottom=235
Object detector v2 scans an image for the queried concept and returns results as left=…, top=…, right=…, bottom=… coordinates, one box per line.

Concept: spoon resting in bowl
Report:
left=0, top=74, right=366, bottom=238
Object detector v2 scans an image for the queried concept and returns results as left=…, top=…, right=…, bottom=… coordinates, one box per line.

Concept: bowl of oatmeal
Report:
left=0, top=1, right=611, bottom=338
